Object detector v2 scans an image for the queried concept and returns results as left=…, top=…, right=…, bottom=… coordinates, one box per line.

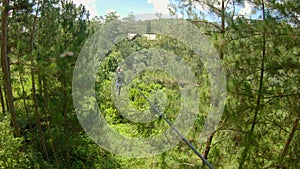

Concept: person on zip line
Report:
left=116, top=66, right=124, bottom=95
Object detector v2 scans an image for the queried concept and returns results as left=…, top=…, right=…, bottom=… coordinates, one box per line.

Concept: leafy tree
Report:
left=1, top=0, right=21, bottom=137
left=1, top=0, right=299, bottom=168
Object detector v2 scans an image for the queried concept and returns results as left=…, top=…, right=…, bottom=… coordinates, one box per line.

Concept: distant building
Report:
left=127, top=33, right=157, bottom=40
left=127, top=33, right=139, bottom=40
left=143, top=33, right=157, bottom=40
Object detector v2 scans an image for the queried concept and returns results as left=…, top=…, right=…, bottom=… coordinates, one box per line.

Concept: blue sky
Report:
left=95, top=0, right=153, bottom=16
left=73, top=0, right=171, bottom=18
left=72, top=0, right=256, bottom=20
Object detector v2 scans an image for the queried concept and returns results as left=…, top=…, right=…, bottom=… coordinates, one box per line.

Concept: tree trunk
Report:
left=239, top=1, right=266, bottom=168
left=63, top=76, right=71, bottom=169
left=30, top=4, right=49, bottom=160
left=201, top=0, right=226, bottom=161
left=202, top=133, right=214, bottom=160
left=63, top=21, right=71, bottom=169
left=1, top=0, right=20, bottom=137
left=43, top=78, right=59, bottom=168
left=0, top=84, right=6, bottom=115
left=31, top=59, right=49, bottom=160
left=277, top=117, right=299, bottom=168
left=18, top=54, right=36, bottom=146
left=220, top=0, right=225, bottom=60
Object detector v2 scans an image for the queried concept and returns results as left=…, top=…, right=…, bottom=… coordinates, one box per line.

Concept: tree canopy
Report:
left=0, top=0, right=299, bottom=168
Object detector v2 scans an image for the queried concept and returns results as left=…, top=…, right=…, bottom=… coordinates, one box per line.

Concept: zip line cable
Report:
left=134, top=85, right=215, bottom=169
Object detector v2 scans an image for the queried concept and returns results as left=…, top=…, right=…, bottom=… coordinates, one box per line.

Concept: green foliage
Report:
left=1, top=0, right=299, bottom=168
left=0, top=117, right=53, bottom=169
left=0, top=117, right=29, bottom=168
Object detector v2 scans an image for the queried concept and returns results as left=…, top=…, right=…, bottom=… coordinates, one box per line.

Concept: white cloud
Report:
left=147, top=0, right=170, bottom=14
left=72, top=0, right=99, bottom=18
left=238, top=1, right=253, bottom=18
left=193, top=0, right=225, bottom=12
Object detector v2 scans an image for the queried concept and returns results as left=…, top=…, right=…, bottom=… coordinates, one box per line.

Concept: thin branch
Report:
left=189, top=19, right=222, bottom=31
